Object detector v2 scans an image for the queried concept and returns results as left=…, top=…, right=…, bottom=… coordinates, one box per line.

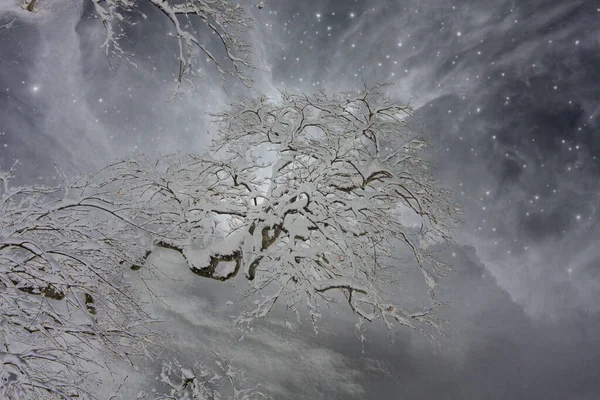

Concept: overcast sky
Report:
left=1, top=0, right=600, bottom=399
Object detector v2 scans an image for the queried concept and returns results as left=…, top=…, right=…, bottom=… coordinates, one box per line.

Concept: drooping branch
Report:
left=0, top=169, right=156, bottom=398
left=91, top=0, right=254, bottom=92
left=199, top=84, right=460, bottom=338
left=0, top=84, right=458, bottom=398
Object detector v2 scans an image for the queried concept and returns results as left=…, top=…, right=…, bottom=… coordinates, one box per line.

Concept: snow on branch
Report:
left=207, top=83, right=461, bottom=339
left=0, top=83, right=459, bottom=395
left=0, top=166, right=156, bottom=398
left=90, top=0, right=254, bottom=92
left=80, top=84, right=460, bottom=340
left=148, top=352, right=269, bottom=400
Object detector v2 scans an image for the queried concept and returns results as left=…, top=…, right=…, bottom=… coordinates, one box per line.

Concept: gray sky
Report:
left=1, top=0, right=599, bottom=398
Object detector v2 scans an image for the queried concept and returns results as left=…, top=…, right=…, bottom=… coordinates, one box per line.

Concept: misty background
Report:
left=1, top=0, right=599, bottom=398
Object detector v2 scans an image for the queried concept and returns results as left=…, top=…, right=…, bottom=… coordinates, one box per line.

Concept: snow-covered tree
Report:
left=19, top=0, right=253, bottom=90
left=0, top=164, right=156, bottom=398
left=0, top=84, right=459, bottom=398
left=94, top=84, right=460, bottom=338
left=0, top=162, right=267, bottom=398
left=207, top=84, right=460, bottom=337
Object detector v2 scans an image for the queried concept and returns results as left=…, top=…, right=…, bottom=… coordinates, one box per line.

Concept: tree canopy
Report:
left=3, top=1, right=459, bottom=398
left=0, top=84, right=458, bottom=397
